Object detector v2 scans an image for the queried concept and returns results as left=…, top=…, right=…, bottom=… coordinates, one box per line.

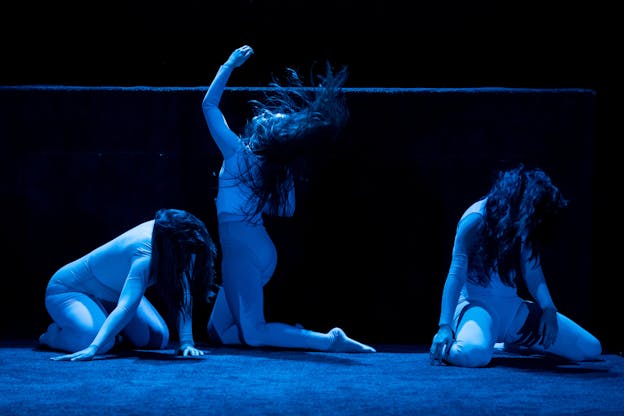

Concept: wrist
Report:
left=438, top=324, right=454, bottom=336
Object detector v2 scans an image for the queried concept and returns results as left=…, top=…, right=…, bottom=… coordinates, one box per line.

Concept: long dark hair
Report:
left=149, top=208, right=217, bottom=319
left=470, top=165, right=568, bottom=286
left=238, top=62, right=349, bottom=221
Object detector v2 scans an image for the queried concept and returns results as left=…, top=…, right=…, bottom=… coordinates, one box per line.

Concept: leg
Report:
left=40, top=290, right=114, bottom=353
left=121, top=296, right=169, bottom=349
left=216, top=221, right=374, bottom=352
left=506, top=301, right=602, bottom=361
left=446, top=303, right=497, bottom=367
left=207, top=285, right=242, bottom=345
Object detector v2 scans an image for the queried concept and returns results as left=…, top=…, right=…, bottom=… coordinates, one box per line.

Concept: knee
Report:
left=449, top=341, right=493, bottom=368
left=74, top=325, right=115, bottom=353
left=239, top=323, right=265, bottom=347
left=70, top=334, right=99, bottom=352
left=74, top=323, right=103, bottom=350
left=147, top=325, right=170, bottom=349
left=133, top=323, right=170, bottom=349
left=576, top=336, right=602, bottom=361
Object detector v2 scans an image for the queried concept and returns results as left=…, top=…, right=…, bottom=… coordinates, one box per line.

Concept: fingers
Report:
left=71, top=354, right=94, bottom=361
left=538, top=322, right=557, bottom=349
left=50, top=353, right=86, bottom=361
left=429, top=344, right=442, bottom=365
left=542, top=330, right=556, bottom=349
left=238, top=45, right=254, bottom=56
left=430, top=342, right=450, bottom=366
left=179, top=347, right=205, bottom=357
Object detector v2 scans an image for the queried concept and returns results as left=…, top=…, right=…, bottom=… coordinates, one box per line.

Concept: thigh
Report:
left=504, top=300, right=541, bottom=346
left=455, top=302, right=497, bottom=349
left=219, top=221, right=277, bottom=286
left=221, top=241, right=267, bottom=330
left=45, top=290, right=107, bottom=334
left=207, top=286, right=238, bottom=341
left=507, top=304, right=602, bottom=360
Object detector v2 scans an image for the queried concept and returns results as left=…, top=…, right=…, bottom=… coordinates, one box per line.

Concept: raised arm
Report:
left=202, top=45, right=254, bottom=160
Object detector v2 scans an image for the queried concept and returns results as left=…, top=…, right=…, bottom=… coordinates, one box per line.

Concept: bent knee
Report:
left=149, top=325, right=170, bottom=349
left=68, top=326, right=113, bottom=352
left=131, top=325, right=170, bottom=349
left=73, top=332, right=101, bottom=351
left=449, top=342, right=493, bottom=367
left=72, top=324, right=102, bottom=350
left=239, top=324, right=266, bottom=347
left=575, top=336, right=602, bottom=361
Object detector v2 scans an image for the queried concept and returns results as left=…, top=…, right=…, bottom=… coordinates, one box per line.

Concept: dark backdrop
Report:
left=1, top=2, right=614, bottom=90
left=0, top=86, right=602, bottom=348
left=1, top=1, right=619, bottom=352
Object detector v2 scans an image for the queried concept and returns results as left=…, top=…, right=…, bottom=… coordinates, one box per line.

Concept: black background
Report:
left=1, top=1, right=619, bottom=352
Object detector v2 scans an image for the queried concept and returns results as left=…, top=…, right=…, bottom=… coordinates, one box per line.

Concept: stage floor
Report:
left=1, top=340, right=623, bottom=415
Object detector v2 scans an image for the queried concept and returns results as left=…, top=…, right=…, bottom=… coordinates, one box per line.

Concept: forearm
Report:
left=202, top=64, right=235, bottom=109
left=523, top=258, right=557, bottom=311
left=177, top=308, right=194, bottom=346
left=177, top=285, right=194, bottom=346
left=438, top=276, right=462, bottom=327
left=90, top=305, right=135, bottom=351
left=438, top=254, right=467, bottom=327
left=529, top=280, right=557, bottom=311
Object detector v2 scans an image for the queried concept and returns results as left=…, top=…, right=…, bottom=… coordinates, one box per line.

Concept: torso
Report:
left=83, top=220, right=153, bottom=293
left=458, top=198, right=518, bottom=301
left=216, top=148, right=263, bottom=224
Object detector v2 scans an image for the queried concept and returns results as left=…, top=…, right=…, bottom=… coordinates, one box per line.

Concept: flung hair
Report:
left=237, top=62, right=350, bottom=221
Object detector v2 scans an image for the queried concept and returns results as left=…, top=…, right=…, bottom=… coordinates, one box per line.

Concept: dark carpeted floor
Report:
left=1, top=340, right=622, bottom=415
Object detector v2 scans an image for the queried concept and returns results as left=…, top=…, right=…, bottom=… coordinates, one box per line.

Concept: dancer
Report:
left=39, top=208, right=218, bottom=361
left=430, top=164, right=601, bottom=367
left=202, top=45, right=375, bottom=352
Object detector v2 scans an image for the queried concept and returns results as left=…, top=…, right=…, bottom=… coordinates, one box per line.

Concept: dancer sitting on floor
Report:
left=39, top=208, right=217, bottom=361
left=202, top=44, right=375, bottom=352
left=430, top=164, right=602, bottom=367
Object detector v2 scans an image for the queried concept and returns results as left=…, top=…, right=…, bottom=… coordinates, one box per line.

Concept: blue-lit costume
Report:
left=40, top=208, right=212, bottom=361
left=202, top=45, right=375, bottom=352
left=431, top=192, right=602, bottom=367
left=41, top=220, right=169, bottom=354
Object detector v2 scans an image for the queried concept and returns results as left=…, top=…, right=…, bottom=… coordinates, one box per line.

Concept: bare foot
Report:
left=328, top=327, right=376, bottom=353
left=38, top=323, right=60, bottom=347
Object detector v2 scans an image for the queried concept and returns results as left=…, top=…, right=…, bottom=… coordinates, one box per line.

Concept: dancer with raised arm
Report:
left=203, top=45, right=375, bottom=352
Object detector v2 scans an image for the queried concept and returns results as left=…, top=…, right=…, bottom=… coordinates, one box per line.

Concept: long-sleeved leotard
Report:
left=202, top=51, right=374, bottom=352
left=40, top=220, right=199, bottom=355
left=436, top=199, right=601, bottom=367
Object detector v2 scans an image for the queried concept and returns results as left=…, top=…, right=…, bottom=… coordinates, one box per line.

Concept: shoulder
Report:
left=127, top=255, right=152, bottom=286
left=460, top=198, right=486, bottom=220
left=456, top=212, right=481, bottom=239
left=129, top=255, right=151, bottom=271
left=120, top=220, right=154, bottom=241
left=455, top=200, right=485, bottom=247
left=459, top=199, right=485, bottom=227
